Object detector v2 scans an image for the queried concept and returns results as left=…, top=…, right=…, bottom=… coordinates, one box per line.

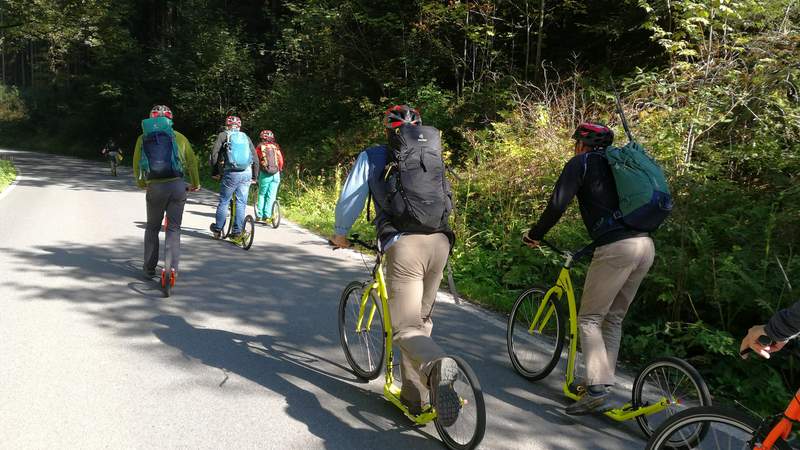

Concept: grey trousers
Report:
left=385, top=233, right=450, bottom=407
left=578, top=235, right=655, bottom=386
left=144, top=180, right=188, bottom=273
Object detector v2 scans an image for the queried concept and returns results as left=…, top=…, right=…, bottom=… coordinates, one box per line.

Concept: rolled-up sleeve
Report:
left=334, top=152, right=371, bottom=236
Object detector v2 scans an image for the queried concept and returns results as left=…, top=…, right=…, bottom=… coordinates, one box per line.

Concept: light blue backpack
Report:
left=225, top=130, right=252, bottom=171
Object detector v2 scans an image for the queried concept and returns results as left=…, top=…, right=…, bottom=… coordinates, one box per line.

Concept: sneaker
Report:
left=143, top=267, right=156, bottom=278
left=565, top=387, right=611, bottom=415
left=430, top=357, right=461, bottom=427
left=209, top=223, right=221, bottom=239
left=255, top=216, right=263, bottom=223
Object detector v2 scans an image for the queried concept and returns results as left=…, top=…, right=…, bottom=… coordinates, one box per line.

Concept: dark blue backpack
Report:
left=139, top=117, right=183, bottom=180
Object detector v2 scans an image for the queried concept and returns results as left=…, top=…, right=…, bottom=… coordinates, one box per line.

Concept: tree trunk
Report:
left=524, top=0, right=531, bottom=81
left=462, top=6, right=469, bottom=95
left=534, top=0, right=545, bottom=82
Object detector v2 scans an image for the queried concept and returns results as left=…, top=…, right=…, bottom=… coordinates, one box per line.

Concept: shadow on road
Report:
left=151, top=314, right=442, bottom=449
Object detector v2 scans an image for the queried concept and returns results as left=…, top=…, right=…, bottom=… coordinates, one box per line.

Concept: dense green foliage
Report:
left=0, top=158, right=17, bottom=192
left=1, top=0, right=799, bottom=413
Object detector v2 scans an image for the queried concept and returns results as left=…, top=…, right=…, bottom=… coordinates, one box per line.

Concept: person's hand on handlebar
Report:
left=740, top=324, right=786, bottom=359
left=330, top=234, right=351, bottom=249
left=522, top=231, right=539, bottom=249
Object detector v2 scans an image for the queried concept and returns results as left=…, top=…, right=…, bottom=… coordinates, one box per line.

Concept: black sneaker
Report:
left=430, top=357, right=461, bottom=427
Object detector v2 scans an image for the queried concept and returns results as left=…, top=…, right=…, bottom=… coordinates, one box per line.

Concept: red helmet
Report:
left=572, top=123, right=614, bottom=148
left=384, top=105, right=421, bottom=129
left=226, top=116, right=242, bottom=129
left=260, top=130, right=275, bottom=142
left=150, top=105, right=173, bottom=119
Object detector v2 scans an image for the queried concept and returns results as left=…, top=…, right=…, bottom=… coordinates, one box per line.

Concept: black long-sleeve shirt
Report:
left=766, top=301, right=800, bottom=341
left=527, top=150, right=643, bottom=247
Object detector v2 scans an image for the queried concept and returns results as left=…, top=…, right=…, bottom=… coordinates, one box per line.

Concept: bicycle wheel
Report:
left=633, top=356, right=712, bottom=440
left=241, top=215, right=255, bottom=250
left=223, top=198, right=234, bottom=239
left=433, top=355, right=486, bottom=450
left=646, top=405, right=790, bottom=450
left=271, top=200, right=281, bottom=229
left=338, top=281, right=385, bottom=380
left=506, top=287, right=566, bottom=380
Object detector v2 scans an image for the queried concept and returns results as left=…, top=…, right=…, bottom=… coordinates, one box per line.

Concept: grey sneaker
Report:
left=209, top=224, right=221, bottom=239
left=565, top=389, right=611, bottom=415
left=430, top=357, right=461, bottom=427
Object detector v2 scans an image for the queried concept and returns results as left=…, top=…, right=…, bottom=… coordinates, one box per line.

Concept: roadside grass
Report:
left=0, top=158, right=17, bottom=193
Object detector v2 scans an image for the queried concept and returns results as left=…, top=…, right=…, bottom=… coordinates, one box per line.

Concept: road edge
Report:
left=0, top=151, right=23, bottom=203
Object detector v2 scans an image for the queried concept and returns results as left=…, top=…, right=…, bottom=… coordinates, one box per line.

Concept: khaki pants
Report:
left=385, top=233, right=450, bottom=407
left=579, top=236, right=655, bottom=386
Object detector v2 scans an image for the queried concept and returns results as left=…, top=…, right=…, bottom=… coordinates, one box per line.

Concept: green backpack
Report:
left=598, top=141, right=672, bottom=231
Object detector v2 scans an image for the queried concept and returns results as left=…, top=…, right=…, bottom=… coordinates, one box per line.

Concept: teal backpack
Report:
left=224, top=130, right=252, bottom=171
left=593, top=141, right=673, bottom=232
left=139, top=116, right=183, bottom=180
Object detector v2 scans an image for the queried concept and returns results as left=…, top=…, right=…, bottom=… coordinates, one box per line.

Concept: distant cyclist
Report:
left=101, top=138, right=123, bottom=174
left=330, top=105, right=462, bottom=426
left=209, top=116, right=258, bottom=240
left=101, top=138, right=122, bottom=161
left=254, top=130, right=284, bottom=223
left=523, top=123, right=655, bottom=415
left=133, top=105, right=200, bottom=280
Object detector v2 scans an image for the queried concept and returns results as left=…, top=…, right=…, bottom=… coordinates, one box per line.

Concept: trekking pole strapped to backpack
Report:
left=603, top=76, right=673, bottom=231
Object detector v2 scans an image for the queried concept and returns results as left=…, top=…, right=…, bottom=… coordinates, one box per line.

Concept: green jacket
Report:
left=132, top=130, right=200, bottom=189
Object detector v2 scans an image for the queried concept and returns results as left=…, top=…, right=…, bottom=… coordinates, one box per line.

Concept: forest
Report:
left=1, top=0, right=798, bottom=412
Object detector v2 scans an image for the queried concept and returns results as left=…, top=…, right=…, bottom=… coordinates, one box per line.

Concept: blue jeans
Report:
left=215, top=170, right=251, bottom=235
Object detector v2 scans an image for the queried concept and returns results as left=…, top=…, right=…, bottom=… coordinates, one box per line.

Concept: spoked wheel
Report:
left=633, top=356, right=712, bottom=441
left=506, top=287, right=566, bottom=380
left=241, top=215, right=255, bottom=250
left=271, top=200, right=281, bottom=229
left=223, top=199, right=235, bottom=239
left=645, top=406, right=789, bottom=450
left=338, top=281, right=385, bottom=380
left=433, top=356, right=486, bottom=450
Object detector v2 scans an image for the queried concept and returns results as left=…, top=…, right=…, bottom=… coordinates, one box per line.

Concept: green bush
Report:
left=0, top=159, right=17, bottom=193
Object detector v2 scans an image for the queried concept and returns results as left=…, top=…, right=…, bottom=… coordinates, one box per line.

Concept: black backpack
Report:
left=383, top=124, right=452, bottom=233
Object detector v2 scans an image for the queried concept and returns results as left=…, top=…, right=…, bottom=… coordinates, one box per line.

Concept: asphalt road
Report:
left=0, top=150, right=645, bottom=449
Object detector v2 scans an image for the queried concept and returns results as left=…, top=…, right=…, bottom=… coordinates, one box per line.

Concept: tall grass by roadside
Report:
left=0, top=158, right=17, bottom=193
